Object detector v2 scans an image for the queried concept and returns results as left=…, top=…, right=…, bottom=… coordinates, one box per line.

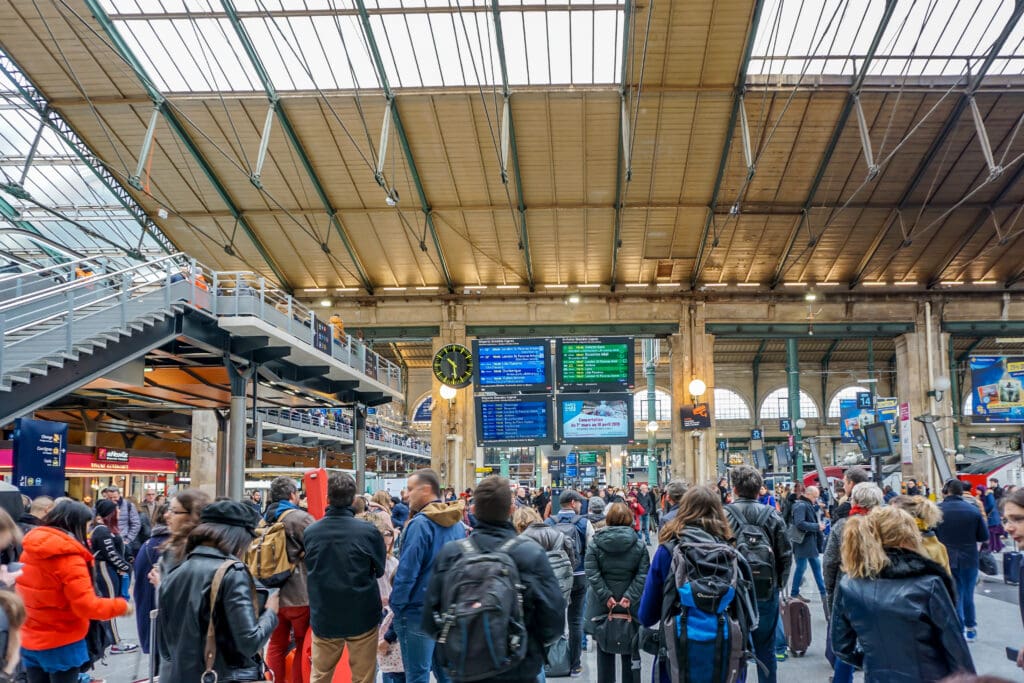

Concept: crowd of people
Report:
left=0, top=470, right=1015, bottom=683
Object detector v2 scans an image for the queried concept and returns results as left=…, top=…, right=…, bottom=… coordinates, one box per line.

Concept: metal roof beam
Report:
left=850, top=1, right=1024, bottom=288
left=491, top=1, right=535, bottom=292
left=221, top=0, right=375, bottom=295
left=690, top=0, right=768, bottom=289
left=353, top=0, right=454, bottom=294
left=83, top=0, right=292, bottom=291
left=0, top=51, right=175, bottom=257
left=957, top=337, right=985, bottom=362
left=609, top=0, right=632, bottom=291
left=769, top=0, right=898, bottom=290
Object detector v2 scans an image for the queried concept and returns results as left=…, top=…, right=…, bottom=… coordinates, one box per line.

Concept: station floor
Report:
left=95, top=566, right=1022, bottom=683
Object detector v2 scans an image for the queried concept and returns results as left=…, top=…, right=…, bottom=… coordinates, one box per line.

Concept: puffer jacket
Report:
left=831, top=547, right=973, bottom=682
left=158, top=547, right=278, bottom=683
left=583, top=525, right=650, bottom=633
left=521, top=521, right=577, bottom=566
left=17, top=526, right=128, bottom=651
left=390, top=499, right=466, bottom=619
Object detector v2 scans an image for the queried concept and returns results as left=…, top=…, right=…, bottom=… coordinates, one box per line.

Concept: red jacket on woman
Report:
left=17, top=526, right=128, bottom=650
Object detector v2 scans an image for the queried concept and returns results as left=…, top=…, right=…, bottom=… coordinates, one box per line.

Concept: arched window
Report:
left=714, top=388, right=751, bottom=420
left=634, top=388, right=672, bottom=422
left=828, top=386, right=873, bottom=418
left=760, top=388, right=820, bottom=420
left=411, top=396, right=432, bottom=423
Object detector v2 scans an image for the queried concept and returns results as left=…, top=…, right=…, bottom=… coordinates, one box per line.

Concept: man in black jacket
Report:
left=635, top=484, right=656, bottom=545
left=304, top=472, right=386, bottom=683
left=726, top=466, right=792, bottom=683
left=424, top=475, right=565, bottom=683
left=936, top=477, right=989, bottom=643
left=831, top=467, right=870, bottom=522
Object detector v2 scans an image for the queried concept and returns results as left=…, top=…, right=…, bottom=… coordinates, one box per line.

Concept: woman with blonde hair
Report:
left=890, top=494, right=950, bottom=574
left=831, top=506, right=973, bottom=682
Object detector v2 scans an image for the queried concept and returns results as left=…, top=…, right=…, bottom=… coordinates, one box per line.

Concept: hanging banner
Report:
left=12, top=418, right=67, bottom=498
left=970, top=356, right=1024, bottom=423
left=899, top=402, right=914, bottom=465
left=840, top=398, right=876, bottom=443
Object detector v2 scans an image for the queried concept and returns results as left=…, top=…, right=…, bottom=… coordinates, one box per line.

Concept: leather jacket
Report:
left=158, top=546, right=277, bottom=683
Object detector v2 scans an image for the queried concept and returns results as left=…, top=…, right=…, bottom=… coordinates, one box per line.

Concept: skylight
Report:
left=99, top=0, right=624, bottom=92
left=749, top=0, right=1024, bottom=78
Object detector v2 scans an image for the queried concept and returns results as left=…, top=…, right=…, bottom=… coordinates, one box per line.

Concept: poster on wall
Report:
left=12, top=418, right=67, bottom=498
left=970, top=356, right=1024, bottom=423
left=840, top=398, right=876, bottom=443
left=680, top=403, right=711, bottom=430
left=558, top=394, right=633, bottom=444
left=899, top=402, right=914, bottom=465
left=874, top=397, right=899, bottom=437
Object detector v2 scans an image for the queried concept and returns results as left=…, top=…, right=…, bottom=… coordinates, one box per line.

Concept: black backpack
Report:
left=726, top=503, right=777, bottom=602
left=550, top=513, right=585, bottom=566
left=434, top=536, right=529, bottom=682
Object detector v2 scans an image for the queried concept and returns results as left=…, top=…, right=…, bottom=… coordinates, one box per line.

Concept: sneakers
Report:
left=791, top=594, right=810, bottom=603
left=775, top=652, right=788, bottom=662
left=570, top=667, right=583, bottom=678
left=965, top=628, right=977, bottom=643
left=110, top=643, right=138, bottom=654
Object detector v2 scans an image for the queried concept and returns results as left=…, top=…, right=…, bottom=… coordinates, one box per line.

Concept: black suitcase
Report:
left=781, top=597, right=812, bottom=656
left=1004, top=551, right=1022, bottom=585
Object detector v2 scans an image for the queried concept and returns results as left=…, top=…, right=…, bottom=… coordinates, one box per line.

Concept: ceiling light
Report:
left=465, top=285, right=488, bottom=290
left=415, top=285, right=439, bottom=291
left=783, top=282, right=808, bottom=287
left=894, top=281, right=918, bottom=286
left=737, top=282, right=761, bottom=288
left=863, top=281, right=888, bottom=287
left=624, top=283, right=648, bottom=288
left=656, top=282, right=680, bottom=288
left=304, top=287, right=327, bottom=293
left=566, top=294, right=581, bottom=304
left=544, top=284, right=569, bottom=289
left=157, top=207, right=169, bottom=219
left=382, top=286, right=407, bottom=291
left=817, top=282, right=841, bottom=287
left=144, top=367, right=154, bottom=373
left=972, top=280, right=997, bottom=285
left=804, top=292, right=817, bottom=302
left=995, top=338, right=1024, bottom=344
left=336, top=287, right=359, bottom=293
left=702, top=283, right=727, bottom=288
left=319, top=299, right=332, bottom=307
left=496, top=284, right=520, bottom=290
left=578, top=284, right=602, bottom=289
left=940, top=280, right=964, bottom=286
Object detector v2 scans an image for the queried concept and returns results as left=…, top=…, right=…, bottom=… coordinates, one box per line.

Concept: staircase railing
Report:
left=258, top=408, right=430, bottom=457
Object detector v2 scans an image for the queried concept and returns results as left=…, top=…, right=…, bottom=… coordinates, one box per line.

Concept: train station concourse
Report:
left=2, top=0, right=1024, bottom=681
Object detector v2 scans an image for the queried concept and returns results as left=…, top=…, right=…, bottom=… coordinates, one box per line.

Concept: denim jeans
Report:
left=382, top=675, right=406, bottom=683
left=568, top=575, right=588, bottom=670
left=394, top=611, right=448, bottom=683
left=640, top=515, right=651, bottom=544
left=832, top=658, right=855, bottom=683
left=951, top=562, right=980, bottom=629
left=752, top=598, right=780, bottom=683
left=790, top=556, right=826, bottom=596
left=774, top=618, right=787, bottom=655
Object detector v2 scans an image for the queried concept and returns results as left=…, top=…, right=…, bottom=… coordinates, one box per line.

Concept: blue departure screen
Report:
left=479, top=398, right=550, bottom=443
left=476, top=341, right=549, bottom=388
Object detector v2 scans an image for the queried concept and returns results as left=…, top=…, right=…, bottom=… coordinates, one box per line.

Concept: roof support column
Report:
left=609, top=0, right=632, bottom=290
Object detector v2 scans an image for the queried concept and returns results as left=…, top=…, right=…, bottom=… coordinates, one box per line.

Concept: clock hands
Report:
left=447, top=357, right=458, bottom=372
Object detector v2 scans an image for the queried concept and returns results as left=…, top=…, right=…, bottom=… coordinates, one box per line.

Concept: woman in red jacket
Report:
left=16, top=500, right=129, bottom=683
left=626, top=493, right=646, bottom=535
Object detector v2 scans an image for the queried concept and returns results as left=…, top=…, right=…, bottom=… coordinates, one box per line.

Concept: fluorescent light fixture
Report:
left=464, top=285, right=488, bottom=289
left=972, top=280, right=997, bottom=285
left=335, top=287, right=359, bottom=293
left=703, top=283, right=728, bottom=288
left=805, top=292, right=817, bottom=302
left=817, top=282, right=841, bottom=287
left=382, top=286, right=408, bottom=291
left=783, top=282, right=807, bottom=287
left=624, top=283, right=649, bottom=288
left=495, top=284, right=520, bottom=290
left=737, top=282, right=761, bottom=288
left=656, top=282, right=681, bottom=288
left=996, top=338, right=1024, bottom=344
left=578, top=283, right=602, bottom=289
left=567, top=294, right=581, bottom=304
left=863, top=281, right=888, bottom=287
left=544, top=284, right=569, bottom=289
left=894, top=281, right=918, bottom=286
left=940, top=281, right=964, bottom=286
left=303, top=287, right=327, bottom=293
left=144, top=367, right=154, bottom=373
left=319, top=299, right=332, bottom=307
left=415, top=285, right=439, bottom=291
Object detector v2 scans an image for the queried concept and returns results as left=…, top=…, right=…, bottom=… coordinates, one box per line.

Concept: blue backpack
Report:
left=661, top=528, right=757, bottom=683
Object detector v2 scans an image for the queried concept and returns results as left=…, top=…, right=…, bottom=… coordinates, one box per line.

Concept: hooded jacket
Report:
left=423, top=519, right=565, bottom=682
left=264, top=500, right=315, bottom=608
left=831, top=547, right=973, bottom=682
left=17, top=526, right=128, bottom=650
left=583, top=525, right=650, bottom=632
left=390, top=499, right=466, bottom=619
left=521, top=522, right=577, bottom=567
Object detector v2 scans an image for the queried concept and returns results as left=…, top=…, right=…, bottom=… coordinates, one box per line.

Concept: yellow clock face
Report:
left=433, top=344, right=474, bottom=388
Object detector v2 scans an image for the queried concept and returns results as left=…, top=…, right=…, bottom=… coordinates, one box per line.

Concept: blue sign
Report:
left=412, top=397, right=433, bottom=423
left=566, top=465, right=578, bottom=478
left=840, top=398, right=876, bottom=443
left=12, top=418, right=67, bottom=498
left=717, top=439, right=729, bottom=451
left=548, top=457, right=565, bottom=473
left=477, top=396, right=552, bottom=445
left=566, top=453, right=578, bottom=466
left=751, top=428, right=763, bottom=441
left=779, top=418, right=792, bottom=432
left=474, top=339, right=550, bottom=391
left=856, top=392, right=874, bottom=410
left=970, top=356, right=1024, bottom=423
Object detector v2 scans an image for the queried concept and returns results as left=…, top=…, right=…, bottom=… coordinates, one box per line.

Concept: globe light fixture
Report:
left=646, top=420, right=659, bottom=434
left=439, top=384, right=458, bottom=400
left=688, top=378, right=707, bottom=397
left=795, top=418, right=807, bottom=430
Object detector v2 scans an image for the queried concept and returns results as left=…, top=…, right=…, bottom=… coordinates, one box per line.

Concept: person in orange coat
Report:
left=17, top=500, right=130, bottom=683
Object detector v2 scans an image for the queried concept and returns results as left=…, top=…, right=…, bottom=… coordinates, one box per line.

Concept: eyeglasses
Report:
left=168, top=509, right=189, bottom=516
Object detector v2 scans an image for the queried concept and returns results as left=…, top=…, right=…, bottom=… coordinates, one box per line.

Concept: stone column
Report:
left=190, top=409, right=219, bottom=497
left=430, top=304, right=475, bottom=492
left=670, top=305, right=716, bottom=483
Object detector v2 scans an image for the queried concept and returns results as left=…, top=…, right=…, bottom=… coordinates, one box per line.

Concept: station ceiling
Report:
left=1, top=0, right=1023, bottom=295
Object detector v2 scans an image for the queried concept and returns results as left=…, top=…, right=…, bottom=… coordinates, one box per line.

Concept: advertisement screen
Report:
left=558, top=394, right=634, bottom=445
left=970, top=356, right=1024, bottom=423
left=476, top=396, right=553, bottom=446
left=840, top=398, right=876, bottom=443
left=865, top=422, right=893, bottom=457
left=473, top=338, right=551, bottom=393
left=557, top=337, right=634, bottom=390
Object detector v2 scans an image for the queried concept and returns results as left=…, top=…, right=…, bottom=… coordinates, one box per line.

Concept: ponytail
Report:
left=840, top=515, right=888, bottom=578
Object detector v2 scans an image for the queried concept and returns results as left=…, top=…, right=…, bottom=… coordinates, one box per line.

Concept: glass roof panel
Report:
left=749, top=0, right=1024, bottom=78
left=101, top=1, right=623, bottom=91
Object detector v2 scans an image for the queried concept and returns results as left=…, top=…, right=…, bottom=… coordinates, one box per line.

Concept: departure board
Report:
left=557, top=337, right=635, bottom=390
left=475, top=396, right=553, bottom=446
left=473, top=338, right=551, bottom=393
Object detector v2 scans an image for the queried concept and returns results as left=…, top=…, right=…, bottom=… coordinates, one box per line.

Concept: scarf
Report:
left=849, top=504, right=871, bottom=517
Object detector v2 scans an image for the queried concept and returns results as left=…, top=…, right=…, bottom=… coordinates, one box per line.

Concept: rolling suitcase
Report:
left=1004, top=551, right=1022, bottom=585
left=781, top=597, right=812, bottom=656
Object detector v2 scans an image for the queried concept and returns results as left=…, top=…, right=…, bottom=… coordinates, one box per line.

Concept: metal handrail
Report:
left=0, top=252, right=188, bottom=313
left=259, top=408, right=430, bottom=456
left=0, top=254, right=104, bottom=284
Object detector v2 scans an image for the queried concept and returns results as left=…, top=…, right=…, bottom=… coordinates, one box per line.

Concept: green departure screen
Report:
left=559, top=337, right=632, bottom=388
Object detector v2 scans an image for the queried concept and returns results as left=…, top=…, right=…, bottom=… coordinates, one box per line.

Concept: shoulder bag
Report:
left=202, top=560, right=260, bottom=683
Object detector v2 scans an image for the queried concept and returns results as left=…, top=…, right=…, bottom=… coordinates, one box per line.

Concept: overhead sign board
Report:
left=751, top=428, right=763, bottom=441
left=779, top=418, right=792, bottom=432
left=557, top=337, right=635, bottom=391
left=12, top=418, right=67, bottom=499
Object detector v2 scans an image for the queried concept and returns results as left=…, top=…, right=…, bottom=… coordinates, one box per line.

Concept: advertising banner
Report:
left=12, top=418, right=67, bottom=498
left=840, top=398, right=876, bottom=443
left=899, top=401, right=914, bottom=465
left=970, top=356, right=1024, bottom=423
left=874, top=397, right=899, bottom=437
left=680, top=403, right=711, bottom=430
left=561, top=396, right=631, bottom=443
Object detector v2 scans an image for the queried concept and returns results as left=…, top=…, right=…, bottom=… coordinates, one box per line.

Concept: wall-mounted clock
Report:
left=432, top=343, right=474, bottom=388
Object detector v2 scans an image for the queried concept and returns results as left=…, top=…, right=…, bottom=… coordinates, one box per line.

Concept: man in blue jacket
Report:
left=936, top=478, right=989, bottom=642
left=545, top=490, right=594, bottom=678
left=391, top=468, right=466, bottom=683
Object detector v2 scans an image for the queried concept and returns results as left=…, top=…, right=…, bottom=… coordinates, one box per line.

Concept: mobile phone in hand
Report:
left=1006, top=646, right=1019, bottom=662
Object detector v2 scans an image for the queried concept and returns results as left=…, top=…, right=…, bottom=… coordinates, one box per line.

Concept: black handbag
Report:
left=594, top=609, right=637, bottom=655
left=979, top=550, right=998, bottom=576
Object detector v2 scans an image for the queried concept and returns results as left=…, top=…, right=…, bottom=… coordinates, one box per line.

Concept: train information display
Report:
left=473, top=338, right=551, bottom=393
left=476, top=395, right=553, bottom=446
left=557, top=337, right=635, bottom=391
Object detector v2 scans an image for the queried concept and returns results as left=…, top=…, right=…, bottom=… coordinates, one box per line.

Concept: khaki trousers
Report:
left=310, top=626, right=378, bottom=683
